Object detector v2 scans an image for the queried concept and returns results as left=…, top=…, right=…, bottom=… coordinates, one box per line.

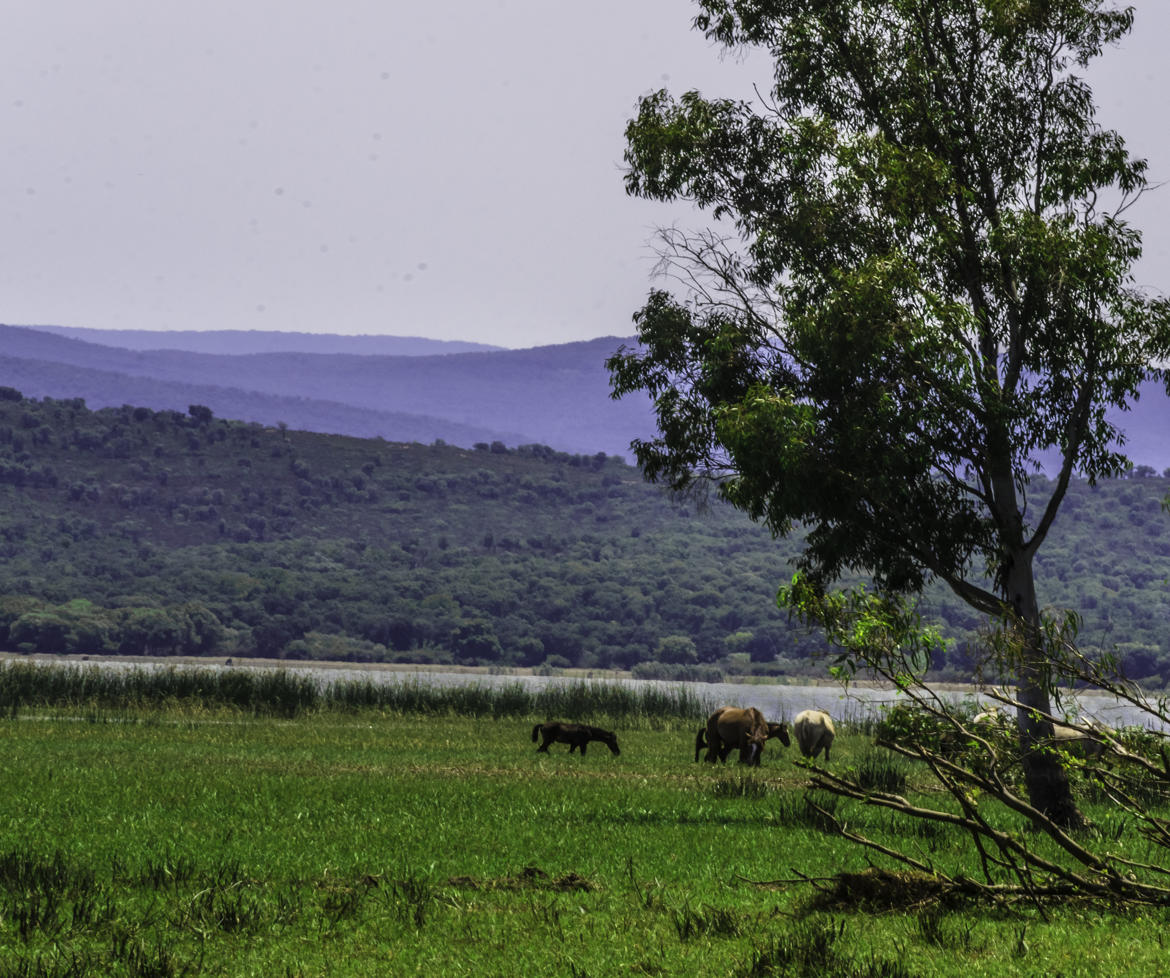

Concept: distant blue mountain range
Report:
left=0, top=324, right=655, bottom=459
left=1, top=323, right=1167, bottom=470
left=27, top=325, right=503, bottom=357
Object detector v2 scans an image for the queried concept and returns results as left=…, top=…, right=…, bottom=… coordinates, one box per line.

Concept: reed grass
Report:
left=0, top=660, right=320, bottom=716
left=0, top=660, right=715, bottom=725
left=855, top=747, right=910, bottom=794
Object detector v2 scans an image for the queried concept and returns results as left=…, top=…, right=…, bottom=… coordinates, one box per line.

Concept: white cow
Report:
left=1050, top=718, right=1108, bottom=759
left=974, top=708, right=1108, bottom=758
left=972, top=708, right=1009, bottom=728
left=793, top=709, right=836, bottom=762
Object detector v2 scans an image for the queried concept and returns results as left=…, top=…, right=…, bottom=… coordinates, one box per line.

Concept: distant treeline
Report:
left=0, top=389, right=1168, bottom=685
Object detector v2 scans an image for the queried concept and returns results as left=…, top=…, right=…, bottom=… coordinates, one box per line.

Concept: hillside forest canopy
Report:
left=0, top=389, right=1169, bottom=686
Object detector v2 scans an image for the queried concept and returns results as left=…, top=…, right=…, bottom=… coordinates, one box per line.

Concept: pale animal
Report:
left=793, top=709, right=836, bottom=762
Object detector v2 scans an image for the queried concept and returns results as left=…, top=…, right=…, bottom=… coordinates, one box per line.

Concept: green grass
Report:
left=0, top=704, right=1168, bottom=977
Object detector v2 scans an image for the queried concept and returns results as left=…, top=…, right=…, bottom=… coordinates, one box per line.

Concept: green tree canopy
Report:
left=610, top=0, right=1170, bottom=825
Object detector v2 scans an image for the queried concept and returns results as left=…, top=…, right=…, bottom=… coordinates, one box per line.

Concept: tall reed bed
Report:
left=327, top=674, right=714, bottom=724
left=0, top=660, right=320, bottom=716
left=329, top=673, right=717, bottom=723
left=0, top=661, right=716, bottom=725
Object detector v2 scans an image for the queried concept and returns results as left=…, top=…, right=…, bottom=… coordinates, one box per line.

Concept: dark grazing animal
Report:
left=532, top=722, right=621, bottom=756
left=695, top=707, right=786, bottom=766
left=766, top=721, right=792, bottom=747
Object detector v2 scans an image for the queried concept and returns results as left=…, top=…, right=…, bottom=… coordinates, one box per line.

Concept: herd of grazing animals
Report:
left=532, top=704, right=1118, bottom=767
left=531, top=706, right=835, bottom=767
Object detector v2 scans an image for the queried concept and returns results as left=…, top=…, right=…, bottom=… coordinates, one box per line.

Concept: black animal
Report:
left=532, top=722, right=621, bottom=756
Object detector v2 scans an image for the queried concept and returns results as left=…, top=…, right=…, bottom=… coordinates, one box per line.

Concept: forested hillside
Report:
left=0, top=388, right=1168, bottom=684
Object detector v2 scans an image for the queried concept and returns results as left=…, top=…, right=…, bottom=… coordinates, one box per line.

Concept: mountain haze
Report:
left=27, top=325, right=503, bottom=356
left=0, top=354, right=532, bottom=448
left=0, top=325, right=656, bottom=459
left=3, top=324, right=1168, bottom=469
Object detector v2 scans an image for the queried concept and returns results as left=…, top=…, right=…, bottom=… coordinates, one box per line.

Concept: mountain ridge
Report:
left=21, top=324, right=504, bottom=356
left=0, top=353, right=532, bottom=447
left=3, top=324, right=1168, bottom=470
left=0, top=325, right=654, bottom=458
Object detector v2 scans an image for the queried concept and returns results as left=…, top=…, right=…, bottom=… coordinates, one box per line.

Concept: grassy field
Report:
left=1, top=687, right=1168, bottom=976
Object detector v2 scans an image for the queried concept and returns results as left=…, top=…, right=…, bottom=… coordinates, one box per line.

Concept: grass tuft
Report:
left=740, top=917, right=846, bottom=977
left=673, top=903, right=744, bottom=940
left=856, top=748, right=909, bottom=794
left=390, top=874, right=432, bottom=929
left=740, top=917, right=917, bottom=978
left=770, top=791, right=842, bottom=832
left=914, top=904, right=978, bottom=951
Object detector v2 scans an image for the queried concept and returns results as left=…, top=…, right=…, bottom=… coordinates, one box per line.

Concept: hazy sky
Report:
left=3, top=2, right=1168, bottom=349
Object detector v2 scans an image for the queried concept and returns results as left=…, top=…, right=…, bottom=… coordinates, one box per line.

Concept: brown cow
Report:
left=694, top=707, right=786, bottom=766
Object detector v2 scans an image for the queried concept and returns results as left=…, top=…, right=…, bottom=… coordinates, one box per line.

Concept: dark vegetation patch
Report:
left=447, top=865, right=594, bottom=892
left=805, top=868, right=957, bottom=914
left=770, top=791, right=844, bottom=832
left=738, top=916, right=918, bottom=978
left=855, top=749, right=909, bottom=794
left=673, top=903, right=746, bottom=939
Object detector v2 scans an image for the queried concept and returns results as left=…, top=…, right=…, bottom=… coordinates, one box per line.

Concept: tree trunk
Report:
left=1006, top=553, right=1084, bottom=830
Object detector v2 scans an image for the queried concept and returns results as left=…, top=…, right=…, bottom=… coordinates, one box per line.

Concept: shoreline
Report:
left=1, top=651, right=1159, bottom=727
left=0, top=649, right=999, bottom=695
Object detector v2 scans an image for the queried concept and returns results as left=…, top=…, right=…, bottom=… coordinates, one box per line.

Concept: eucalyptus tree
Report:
left=609, top=1, right=1170, bottom=825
